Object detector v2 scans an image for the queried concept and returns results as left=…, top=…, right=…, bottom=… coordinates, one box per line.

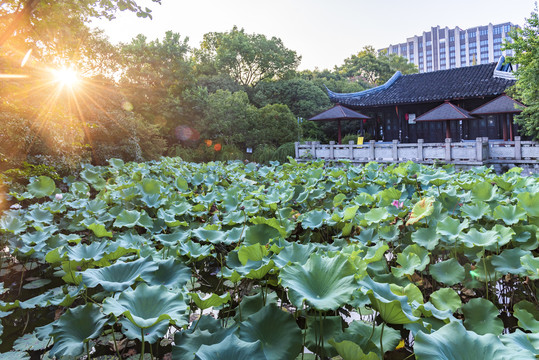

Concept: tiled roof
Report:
left=327, top=63, right=516, bottom=107
left=309, top=104, right=369, bottom=121
left=416, top=101, right=475, bottom=122
left=470, top=94, right=525, bottom=114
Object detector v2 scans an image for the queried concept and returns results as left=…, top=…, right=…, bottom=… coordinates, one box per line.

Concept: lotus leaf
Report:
left=335, top=319, right=400, bottom=357
left=391, top=252, right=421, bottom=278
left=66, top=241, right=109, bottom=262
left=244, top=224, right=280, bottom=246
left=80, top=168, right=106, bottom=190
left=437, top=216, right=468, bottom=239
left=238, top=243, right=269, bottom=265
left=81, top=257, right=158, bottom=292
left=189, top=292, right=231, bottom=310
left=235, top=291, right=278, bottom=321
left=513, top=300, right=539, bottom=332
left=113, top=209, right=141, bottom=228
left=120, top=317, right=169, bottom=344
left=406, top=197, right=434, bottom=226
left=86, top=223, right=112, bottom=238
left=301, top=210, right=330, bottom=230
left=28, top=176, right=56, bottom=198
left=429, top=258, right=465, bottom=286
left=517, top=192, right=539, bottom=217
left=460, top=228, right=499, bottom=248
left=49, top=304, right=107, bottom=357
left=280, top=253, right=356, bottom=310
left=0, top=351, right=30, bottom=360
left=500, top=330, right=539, bottom=357
left=172, top=319, right=237, bottom=359
left=414, top=321, right=527, bottom=360
left=460, top=201, right=490, bottom=221
left=194, top=334, right=266, bottom=360
left=493, top=204, right=527, bottom=225
left=329, top=340, right=379, bottom=360
left=154, top=230, right=190, bottom=247
left=178, top=240, right=213, bottom=260
left=429, top=288, right=461, bottom=312
left=13, top=331, right=50, bottom=352
left=491, top=248, right=529, bottom=275
left=145, top=258, right=191, bottom=289
left=471, top=181, right=497, bottom=202
left=462, top=298, right=503, bottom=335
left=102, top=283, right=188, bottom=329
left=273, top=241, right=315, bottom=268
left=238, top=304, right=302, bottom=360
left=360, top=277, right=420, bottom=324
left=521, top=254, right=539, bottom=279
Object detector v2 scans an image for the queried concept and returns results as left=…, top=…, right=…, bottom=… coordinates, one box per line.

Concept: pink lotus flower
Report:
left=55, top=193, right=63, bottom=201
left=392, top=200, right=404, bottom=209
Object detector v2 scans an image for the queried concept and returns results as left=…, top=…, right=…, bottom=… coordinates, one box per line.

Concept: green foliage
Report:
left=196, top=26, right=300, bottom=86
left=505, top=6, right=539, bottom=140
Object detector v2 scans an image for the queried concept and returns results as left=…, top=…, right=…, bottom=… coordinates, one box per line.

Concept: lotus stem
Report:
left=380, top=322, right=385, bottom=359
left=149, top=342, right=154, bottom=359
left=482, top=256, right=489, bottom=301
left=111, top=328, right=121, bottom=359
left=87, top=341, right=91, bottom=360
left=367, top=312, right=376, bottom=344
left=140, top=329, right=145, bottom=360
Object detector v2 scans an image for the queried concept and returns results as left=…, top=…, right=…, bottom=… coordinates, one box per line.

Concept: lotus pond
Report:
left=0, top=158, right=538, bottom=359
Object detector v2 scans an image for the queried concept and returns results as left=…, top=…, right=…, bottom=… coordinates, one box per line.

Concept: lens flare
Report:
left=175, top=125, right=199, bottom=141
left=52, top=67, right=79, bottom=88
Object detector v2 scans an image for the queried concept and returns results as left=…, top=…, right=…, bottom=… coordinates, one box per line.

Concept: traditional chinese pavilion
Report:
left=325, top=57, right=523, bottom=143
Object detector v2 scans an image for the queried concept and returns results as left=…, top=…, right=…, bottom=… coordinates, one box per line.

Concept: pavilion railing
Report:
left=294, top=137, right=539, bottom=165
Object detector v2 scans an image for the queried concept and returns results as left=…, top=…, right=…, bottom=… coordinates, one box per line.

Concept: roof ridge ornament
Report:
left=493, top=56, right=516, bottom=80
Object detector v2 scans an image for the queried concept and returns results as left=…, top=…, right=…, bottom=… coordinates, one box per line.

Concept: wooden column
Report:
left=337, top=120, right=342, bottom=145
left=445, top=120, right=451, bottom=139
left=502, top=114, right=508, bottom=141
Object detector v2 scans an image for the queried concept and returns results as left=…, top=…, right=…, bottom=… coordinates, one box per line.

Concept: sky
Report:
left=91, top=0, right=536, bottom=70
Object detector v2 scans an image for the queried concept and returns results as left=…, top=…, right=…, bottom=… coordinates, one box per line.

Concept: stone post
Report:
left=294, top=142, right=300, bottom=159
left=392, top=140, right=399, bottom=161
left=515, top=136, right=522, bottom=160
left=311, top=141, right=317, bottom=159
left=368, top=140, right=375, bottom=161
left=417, top=139, right=424, bottom=161
left=329, top=141, right=335, bottom=160
left=445, top=138, right=452, bottom=161
left=348, top=140, right=355, bottom=160
left=476, top=137, right=483, bottom=162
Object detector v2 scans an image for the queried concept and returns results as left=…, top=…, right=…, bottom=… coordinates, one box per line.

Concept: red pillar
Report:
left=337, top=119, right=342, bottom=144
left=445, top=120, right=451, bottom=139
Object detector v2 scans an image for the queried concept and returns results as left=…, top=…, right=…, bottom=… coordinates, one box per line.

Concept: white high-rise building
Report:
left=380, top=22, right=519, bottom=73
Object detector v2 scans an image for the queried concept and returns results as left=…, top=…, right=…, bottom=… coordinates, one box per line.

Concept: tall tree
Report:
left=505, top=5, right=539, bottom=140
left=196, top=26, right=301, bottom=86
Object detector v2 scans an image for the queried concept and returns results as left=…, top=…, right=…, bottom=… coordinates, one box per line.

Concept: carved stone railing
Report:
left=295, top=137, right=539, bottom=166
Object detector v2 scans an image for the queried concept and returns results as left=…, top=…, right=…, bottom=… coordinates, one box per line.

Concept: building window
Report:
left=440, top=53, right=446, bottom=60
left=480, top=40, right=488, bottom=46
left=494, top=26, right=502, bottom=34
left=426, top=50, right=432, bottom=55
left=461, top=57, right=467, bottom=64
left=449, top=36, right=454, bottom=42
left=440, top=47, right=446, bottom=53
left=426, top=40, right=432, bottom=46
left=494, top=50, right=502, bottom=57
left=504, top=25, right=511, bottom=32
left=480, top=46, right=489, bottom=53
left=469, top=48, right=477, bottom=54
left=449, top=46, right=455, bottom=52
left=480, top=29, right=488, bottom=36
left=460, top=33, right=466, bottom=40
left=493, top=37, right=502, bottom=44
left=419, top=42, right=423, bottom=48
left=469, top=31, right=476, bottom=38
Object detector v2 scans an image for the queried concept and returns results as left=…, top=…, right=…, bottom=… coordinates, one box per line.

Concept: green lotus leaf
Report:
left=491, top=248, right=529, bottom=275
left=492, top=224, right=515, bottom=247
left=414, top=321, right=526, bottom=360
left=178, top=240, right=213, bottom=260
left=429, top=258, right=465, bottom=286
left=81, top=257, right=158, bottom=292
left=462, top=298, right=503, bottom=335
left=234, top=291, right=278, bottom=322
left=49, top=304, right=107, bottom=357
left=66, top=241, right=109, bottom=262
left=80, top=168, right=106, bottom=190
left=521, top=254, right=539, bottom=279
left=114, top=209, right=141, bottom=228
left=0, top=351, right=30, bottom=360
left=460, top=228, right=499, bottom=248
left=513, top=300, right=539, bottom=332
left=26, top=208, right=54, bottom=223
left=471, top=181, right=496, bottom=202
left=13, top=331, right=50, bottom=352
left=403, top=244, right=430, bottom=271
left=390, top=283, right=424, bottom=305
left=411, top=227, right=440, bottom=250
left=145, top=258, right=191, bottom=289
left=406, top=197, right=434, bottom=226
left=305, top=315, right=343, bottom=358
left=22, top=279, right=51, bottom=290
left=436, top=216, right=468, bottom=239
left=102, top=283, right=188, bottom=329
left=27, top=176, right=56, bottom=198
left=192, top=228, right=233, bottom=245
left=238, top=243, right=269, bottom=265
left=154, top=230, right=190, bottom=247
left=391, top=252, right=421, bottom=278
left=279, top=253, right=357, bottom=311
left=301, top=210, right=330, bottom=230
left=328, top=340, right=378, bottom=360
left=362, top=208, right=390, bottom=225
left=120, top=317, right=169, bottom=344
left=413, top=301, right=457, bottom=322
left=86, top=223, right=112, bottom=238
left=0, top=215, right=26, bottom=234
left=176, top=176, right=189, bottom=191
left=460, top=201, right=490, bottom=221
left=244, top=224, right=280, bottom=246
left=238, top=304, right=302, bottom=360
left=251, top=216, right=288, bottom=237
left=336, top=320, right=401, bottom=357
left=360, top=277, right=420, bottom=324
left=333, top=193, right=346, bottom=207
left=189, top=292, right=231, bottom=310
left=194, top=334, right=266, bottom=360
left=362, top=242, right=389, bottom=264
left=493, top=204, right=527, bottom=225
left=273, top=241, right=316, bottom=268
left=429, top=288, right=461, bottom=312
left=172, top=319, right=237, bottom=359
left=517, top=192, right=539, bottom=217
left=500, top=329, right=539, bottom=357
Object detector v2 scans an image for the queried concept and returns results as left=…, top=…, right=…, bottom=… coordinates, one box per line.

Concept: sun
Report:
left=52, top=67, right=79, bottom=88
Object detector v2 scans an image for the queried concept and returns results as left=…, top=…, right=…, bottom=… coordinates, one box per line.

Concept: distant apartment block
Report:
left=380, top=22, right=519, bottom=73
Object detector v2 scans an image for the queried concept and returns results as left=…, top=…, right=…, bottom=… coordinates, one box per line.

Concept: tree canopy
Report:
left=505, top=6, right=539, bottom=140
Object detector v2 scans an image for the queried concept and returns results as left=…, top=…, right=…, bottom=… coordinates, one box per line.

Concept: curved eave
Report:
left=325, top=71, right=402, bottom=103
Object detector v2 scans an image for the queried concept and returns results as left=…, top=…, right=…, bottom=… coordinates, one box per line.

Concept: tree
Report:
left=0, top=0, right=160, bottom=47
left=505, top=5, right=539, bottom=140
left=119, top=32, right=195, bottom=140
left=196, top=26, right=301, bottom=86
left=337, top=46, right=416, bottom=85
left=251, top=104, right=299, bottom=148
